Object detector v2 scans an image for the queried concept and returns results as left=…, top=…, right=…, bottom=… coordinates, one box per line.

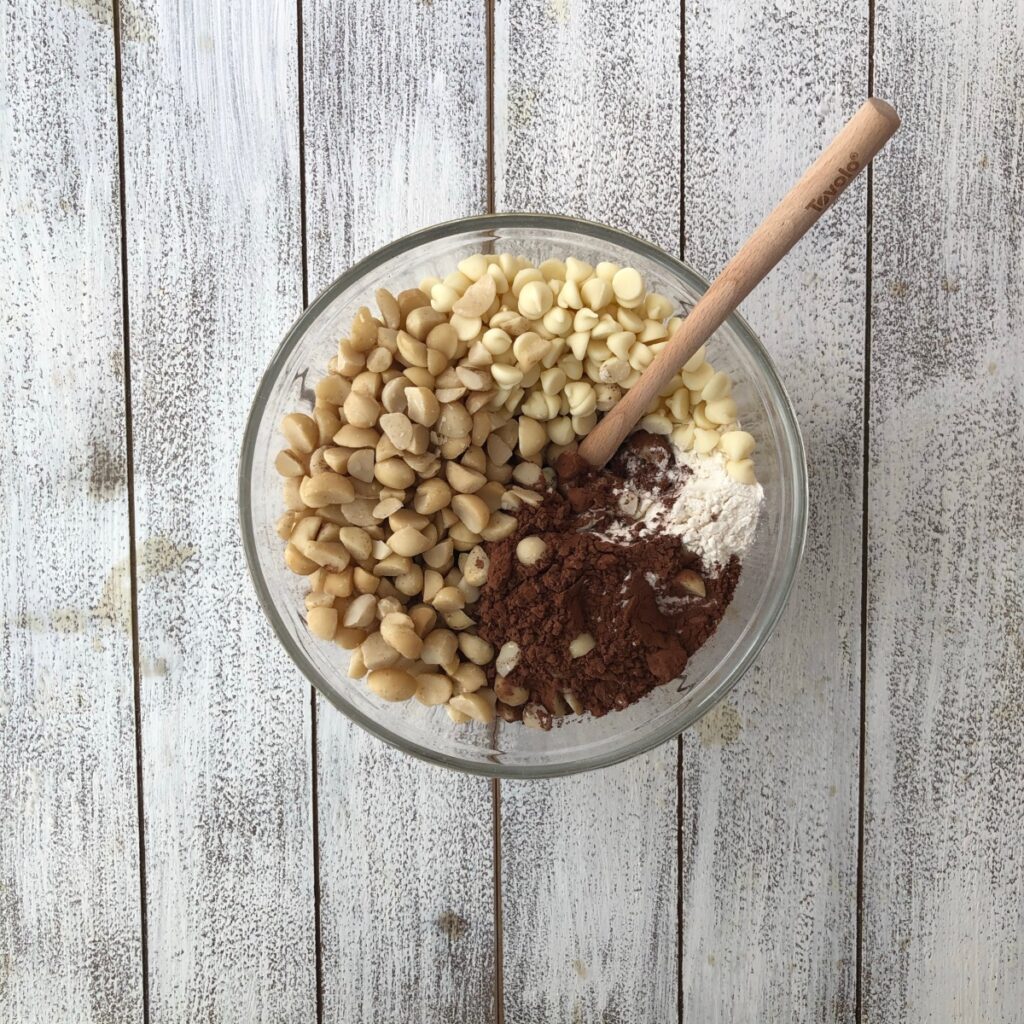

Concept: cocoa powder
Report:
left=475, top=434, right=741, bottom=723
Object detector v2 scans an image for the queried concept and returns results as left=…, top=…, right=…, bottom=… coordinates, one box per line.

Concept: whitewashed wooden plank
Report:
left=493, top=1, right=682, bottom=1020
left=0, top=1, right=143, bottom=1021
left=679, top=4, right=868, bottom=1020
left=119, top=3, right=316, bottom=1020
left=303, top=2, right=496, bottom=1020
left=863, top=2, right=1024, bottom=1021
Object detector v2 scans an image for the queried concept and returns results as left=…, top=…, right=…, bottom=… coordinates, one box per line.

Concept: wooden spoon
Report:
left=578, top=97, right=900, bottom=468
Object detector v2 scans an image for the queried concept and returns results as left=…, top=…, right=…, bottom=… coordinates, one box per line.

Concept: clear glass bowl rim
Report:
left=239, top=212, right=808, bottom=779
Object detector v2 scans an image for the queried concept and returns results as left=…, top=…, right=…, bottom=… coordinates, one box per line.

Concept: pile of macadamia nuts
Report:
left=275, top=252, right=757, bottom=726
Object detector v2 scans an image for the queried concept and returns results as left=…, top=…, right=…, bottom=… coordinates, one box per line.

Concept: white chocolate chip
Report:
left=430, top=283, right=460, bottom=313
left=704, top=397, right=738, bottom=425
left=573, top=308, right=599, bottom=333
left=611, top=267, right=643, bottom=303
left=726, top=458, right=757, bottom=485
left=720, top=430, right=756, bottom=461
left=681, top=361, right=714, bottom=391
left=564, top=257, right=594, bottom=283
left=681, top=345, right=706, bottom=373
left=481, top=327, right=512, bottom=354
left=580, top=276, right=613, bottom=310
left=691, top=402, right=715, bottom=430
left=515, top=536, right=547, bottom=566
left=517, top=280, right=554, bottom=320
left=701, top=371, right=732, bottom=402
left=557, top=279, right=583, bottom=309
left=546, top=417, right=574, bottom=445
left=693, top=427, right=720, bottom=454
left=606, top=330, right=636, bottom=360
left=569, top=633, right=596, bottom=658
left=511, top=267, right=543, bottom=296
left=542, top=306, right=573, bottom=336
left=564, top=380, right=596, bottom=417
left=598, top=357, right=630, bottom=384
left=639, top=413, right=673, bottom=435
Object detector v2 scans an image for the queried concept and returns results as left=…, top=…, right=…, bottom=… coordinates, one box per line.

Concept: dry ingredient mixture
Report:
left=474, top=434, right=742, bottom=725
left=273, top=252, right=763, bottom=728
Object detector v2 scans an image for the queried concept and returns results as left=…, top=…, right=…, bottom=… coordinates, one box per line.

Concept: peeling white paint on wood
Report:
left=494, top=1, right=682, bottom=1020
left=679, top=3, right=868, bottom=1020
left=119, top=2, right=316, bottom=1020
left=0, top=1, right=143, bottom=1020
left=864, top=1, right=1024, bottom=1020
left=303, top=2, right=497, bottom=1021
left=4, top=0, right=1024, bottom=1020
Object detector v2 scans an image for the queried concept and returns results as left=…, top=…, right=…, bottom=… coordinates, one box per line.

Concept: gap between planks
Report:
left=676, top=4, right=687, bottom=1022
left=294, top=3, right=324, bottom=1022
left=485, top=4, right=505, bottom=1021
left=856, top=1, right=877, bottom=1020
left=112, top=1, right=150, bottom=1020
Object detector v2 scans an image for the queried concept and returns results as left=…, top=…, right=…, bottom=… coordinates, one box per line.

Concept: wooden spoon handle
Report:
left=579, top=97, right=900, bottom=468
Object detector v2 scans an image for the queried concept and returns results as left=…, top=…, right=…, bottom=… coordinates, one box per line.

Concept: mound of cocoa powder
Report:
left=475, top=433, right=740, bottom=723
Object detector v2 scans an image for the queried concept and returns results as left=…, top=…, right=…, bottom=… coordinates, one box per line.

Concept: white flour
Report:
left=599, top=445, right=764, bottom=576
left=663, top=447, right=764, bottom=572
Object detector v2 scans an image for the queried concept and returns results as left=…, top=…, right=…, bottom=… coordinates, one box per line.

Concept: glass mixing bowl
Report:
left=240, top=214, right=807, bottom=778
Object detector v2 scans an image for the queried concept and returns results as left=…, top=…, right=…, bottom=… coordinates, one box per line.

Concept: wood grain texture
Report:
left=863, top=2, right=1024, bottom=1020
left=119, top=3, right=316, bottom=1020
left=0, top=2, right=143, bottom=1021
left=680, top=3, right=867, bottom=1019
left=302, top=2, right=496, bottom=1021
left=493, top=1, right=682, bottom=1020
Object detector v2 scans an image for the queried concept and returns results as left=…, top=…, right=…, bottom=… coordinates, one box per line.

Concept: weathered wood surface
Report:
left=0, top=2, right=143, bottom=1021
left=119, top=2, right=316, bottom=1020
left=493, top=1, right=683, bottom=1020
left=680, top=3, right=868, bottom=1020
left=863, top=1, right=1024, bottom=1021
left=4, top=0, right=1024, bottom=1021
left=302, top=2, right=496, bottom=1021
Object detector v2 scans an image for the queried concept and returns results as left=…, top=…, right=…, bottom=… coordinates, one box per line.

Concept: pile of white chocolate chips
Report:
left=275, top=253, right=760, bottom=725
